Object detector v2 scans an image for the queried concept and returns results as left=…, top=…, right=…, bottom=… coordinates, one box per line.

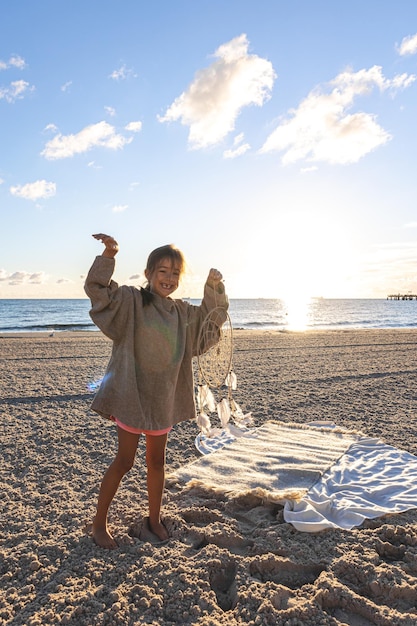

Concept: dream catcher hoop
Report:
left=197, top=307, right=233, bottom=389
left=195, top=306, right=252, bottom=445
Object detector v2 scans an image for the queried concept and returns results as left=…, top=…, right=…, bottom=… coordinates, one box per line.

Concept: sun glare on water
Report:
left=283, top=294, right=312, bottom=331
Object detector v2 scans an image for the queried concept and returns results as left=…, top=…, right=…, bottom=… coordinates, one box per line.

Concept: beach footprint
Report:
left=224, top=495, right=284, bottom=532
left=208, top=558, right=238, bottom=611
left=332, top=553, right=417, bottom=616
left=181, top=507, right=254, bottom=554
left=182, top=507, right=225, bottom=527
left=249, top=555, right=325, bottom=589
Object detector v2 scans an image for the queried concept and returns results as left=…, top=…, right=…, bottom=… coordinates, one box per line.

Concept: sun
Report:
left=276, top=211, right=352, bottom=299
left=227, top=211, right=353, bottom=302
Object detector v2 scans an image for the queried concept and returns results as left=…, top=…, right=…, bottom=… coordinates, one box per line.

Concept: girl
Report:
left=84, top=234, right=228, bottom=548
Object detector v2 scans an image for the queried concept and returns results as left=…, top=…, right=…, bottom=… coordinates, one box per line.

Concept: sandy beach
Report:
left=1, top=329, right=417, bottom=625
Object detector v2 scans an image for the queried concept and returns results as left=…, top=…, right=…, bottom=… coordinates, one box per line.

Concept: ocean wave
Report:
left=0, top=322, right=97, bottom=333
left=233, top=321, right=283, bottom=329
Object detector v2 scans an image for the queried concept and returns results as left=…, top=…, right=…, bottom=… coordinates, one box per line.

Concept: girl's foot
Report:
left=149, top=519, right=169, bottom=542
left=92, top=524, right=118, bottom=549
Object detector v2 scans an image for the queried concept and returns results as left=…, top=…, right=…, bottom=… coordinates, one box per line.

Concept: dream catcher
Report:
left=195, top=306, right=252, bottom=441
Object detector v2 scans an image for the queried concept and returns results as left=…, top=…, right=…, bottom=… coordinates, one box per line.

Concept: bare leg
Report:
left=92, top=427, right=140, bottom=549
left=146, top=433, right=169, bottom=541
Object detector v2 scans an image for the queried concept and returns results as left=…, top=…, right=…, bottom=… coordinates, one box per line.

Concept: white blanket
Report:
left=176, top=420, right=417, bottom=532
left=284, top=437, right=417, bottom=532
left=172, top=421, right=358, bottom=502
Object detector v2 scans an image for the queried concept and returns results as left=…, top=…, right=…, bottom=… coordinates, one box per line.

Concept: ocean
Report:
left=1, top=297, right=417, bottom=333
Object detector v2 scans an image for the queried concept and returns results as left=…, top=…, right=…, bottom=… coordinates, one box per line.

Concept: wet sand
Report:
left=1, top=329, right=416, bottom=625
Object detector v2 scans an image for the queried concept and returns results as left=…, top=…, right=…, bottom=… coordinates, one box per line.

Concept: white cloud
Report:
left=0, top=178, right=4, bottom=185
left=0, top=79, right=34, bottom=103
left=105, top=105, right=116, bottom=116
left=260, top=65, right=415, bottom=165
left=223, top=144, right=250, bottom=158
left=28, top=272, right=47, bottom=284
left=44, top=123, right=58, bottom=133
left=398, top=33, right=417, bottom=56
left=159, top=34, right=275, bottom=148
left=61, top=81, right=72, bottom=92
left=10, top=179, right=56, bottom=201
left=109, top=64, right=136, bottom=80
left=0, top=55, right=26, bottom=70
left=112, top=204, right=128, bottom=212
left=223, top=132, right=250, bottom=158
left=56, top=277, right=72, bottom=284
left=41, top=121, right=134, bottom=160
left=7, top=271, right=28, bottom=285
left=125, top=121, right=142, bottom=132
left=0, top=270, right=48, bottom=285
left=361, top=242, right=417, bottom=293
left=9, top=55, right=26, bottom=69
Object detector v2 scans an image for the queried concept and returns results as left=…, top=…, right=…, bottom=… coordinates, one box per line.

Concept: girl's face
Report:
left=145, top=258, right=181, bottom=298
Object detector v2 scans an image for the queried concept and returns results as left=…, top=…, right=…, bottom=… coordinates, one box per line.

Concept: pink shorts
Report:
left=112, top=416, right=172, bottom=436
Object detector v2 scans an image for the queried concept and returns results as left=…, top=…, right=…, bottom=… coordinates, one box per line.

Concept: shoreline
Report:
left=2, top=325, right=417, bottom=337
left=1, top=329, right=416, bottom=625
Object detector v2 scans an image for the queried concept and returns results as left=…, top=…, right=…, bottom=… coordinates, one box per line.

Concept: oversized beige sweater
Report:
left=84, top=256, right=229, bottom=430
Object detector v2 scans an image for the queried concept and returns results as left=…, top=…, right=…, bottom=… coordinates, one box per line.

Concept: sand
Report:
left=1, top=329, right=417, bottom=626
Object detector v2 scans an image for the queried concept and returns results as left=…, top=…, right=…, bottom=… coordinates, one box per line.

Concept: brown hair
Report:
left=141, top=244, right=186, bottom=305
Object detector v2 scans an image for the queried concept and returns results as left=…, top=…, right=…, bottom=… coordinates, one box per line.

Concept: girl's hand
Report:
left=92, top=233, right=119, bottom=258
left=206, top=268, right=223, bottom=290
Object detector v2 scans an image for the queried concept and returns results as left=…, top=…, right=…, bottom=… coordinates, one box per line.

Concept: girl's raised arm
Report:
left=206, top=268, right=224, bottom=292
left=92, top=233, right=119, bottom=258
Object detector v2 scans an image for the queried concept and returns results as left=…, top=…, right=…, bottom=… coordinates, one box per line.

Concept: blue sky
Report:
left=1, top=0, right=417, bottom=299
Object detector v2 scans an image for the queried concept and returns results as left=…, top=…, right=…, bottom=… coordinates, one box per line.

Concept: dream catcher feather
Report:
left=195, top=306, right=252, bottom=439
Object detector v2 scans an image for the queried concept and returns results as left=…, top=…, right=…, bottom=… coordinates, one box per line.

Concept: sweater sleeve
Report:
left=201, top=281, right=228, bottom=319
left=84, top=256, right=132, bottom=341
